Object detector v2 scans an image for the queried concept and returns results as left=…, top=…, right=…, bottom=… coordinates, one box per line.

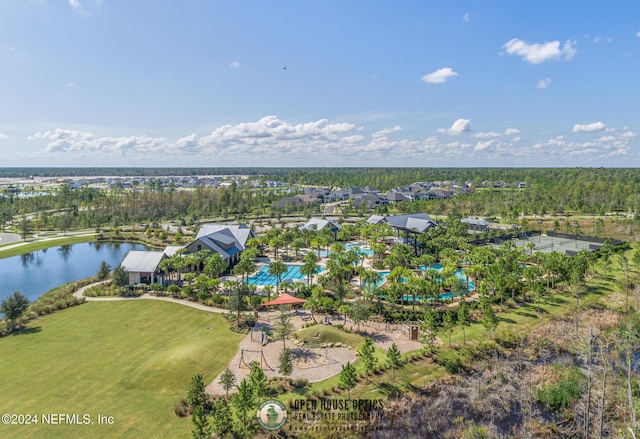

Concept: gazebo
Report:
left=261, top=293, right=306, bottom=307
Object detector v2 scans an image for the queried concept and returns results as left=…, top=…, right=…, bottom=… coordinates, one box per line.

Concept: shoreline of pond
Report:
left=0, top=241, right=161, bottom=304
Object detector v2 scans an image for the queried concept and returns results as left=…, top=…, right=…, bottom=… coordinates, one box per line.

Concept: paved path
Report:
left=0, top=232, right=20, bottom=246
left=206, top=315, right=357, bottom=397
left=73, top=282, right=231, bottom=313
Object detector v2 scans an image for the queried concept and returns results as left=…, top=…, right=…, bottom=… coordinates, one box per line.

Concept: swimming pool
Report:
left=371, top=265, right=475, bottom=299
left=317, top=243, right=374, bottom=258
left=248, top=264, right=325, bottom=287
left=345, top=244, right=374, bottom=257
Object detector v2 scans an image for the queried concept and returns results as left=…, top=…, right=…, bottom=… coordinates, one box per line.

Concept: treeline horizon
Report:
left=1, top=168, right=639, bottom=234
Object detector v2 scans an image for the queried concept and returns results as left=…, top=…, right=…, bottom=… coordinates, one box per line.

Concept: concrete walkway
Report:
left=73, top=282, right=230, bottom=313
left=0, top=232, right=20, bottom=246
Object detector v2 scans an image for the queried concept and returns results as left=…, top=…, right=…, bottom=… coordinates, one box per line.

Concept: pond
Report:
left=0, top=242, right=156, bottom=304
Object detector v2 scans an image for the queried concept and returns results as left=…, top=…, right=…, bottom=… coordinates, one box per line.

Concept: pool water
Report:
left=317, top=243, right=374, bottom=258
left=248, top=264, right=324, bottom=287
left=345, top=244, right=374, bottom=257
left=369, top=265, right=475, bottom=300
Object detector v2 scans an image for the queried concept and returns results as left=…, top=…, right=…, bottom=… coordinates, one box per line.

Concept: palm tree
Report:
left=303, top=295, right=320, bottom=323
left=268, top=260, right=288, bottom=294
left=407, top=274, right=425, bottom=313
left=158, top=257, right=174, bottom=283
left=388, top=266, right=412, bottom=309
left=170, top=253, right=186, bottom=284
left=269, top=236, right=283, bottom=260
left=204, top=253, right=227, bottom=278
left=291, top=237, right=305, bottom=260
left=233, top=255, right=257, bottom=286
left=310, top=237, right=322, bottom=258
left=263, top=285, right=274, bottom=302
left=301, top=257, right=319, bottom=287
left=185, top=252, right=200, bottom=275
left=371, top=242, right=387, bottom=266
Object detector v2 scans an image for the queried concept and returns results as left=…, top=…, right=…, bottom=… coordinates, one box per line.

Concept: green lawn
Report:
left=0, top=300, right=244, bottom=439
left=0, top=234, right=95, bottom=259
left=295, top=325, right=366, bottom=348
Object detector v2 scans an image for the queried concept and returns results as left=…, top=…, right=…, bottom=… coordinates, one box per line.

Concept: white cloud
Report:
left=463, top=13, right=470, bottom=22
left=228, top=61, right=240, bottom=69
left=504, top=128, right=520, bottom=136
left=572, top=122, right=606, bottom=133
left=66, top=82, right=77, bottom=88
left=636, top=31, right=640, bottom=38
left=26, top=117, right=635, bottom=166
left=421, top=67, right=458, bottom=84
left=69, top=0, right=81, bottom=10
left=503, top=38, right=576, bottom=64
left=526, top=128, right=635, bottom=162
left=537, top=78, right=551, bottom=89
left=438, top=119, right=471, bottom=135
left=0, top=132, right=9, bottom=140
left=474, top=140, right=495, bottom=151
left=471, top=132, right=501, bottom=139
left=30, top=129, right=165, bottom=154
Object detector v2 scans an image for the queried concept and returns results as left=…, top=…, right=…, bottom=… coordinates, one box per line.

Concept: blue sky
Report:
left=1, top=1, right=639, bottom=167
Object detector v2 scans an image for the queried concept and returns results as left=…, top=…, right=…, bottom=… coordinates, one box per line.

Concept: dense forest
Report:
left=1, top=168, right=639, bottom=235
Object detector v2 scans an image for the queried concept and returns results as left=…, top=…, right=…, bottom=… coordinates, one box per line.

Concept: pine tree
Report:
left=457, top=302, right=471, bottom=345
left=386, top=343, right=401, bottom=382
left=218, top=368, right=236, bottom=400
left=111, top=265, right=129, bottom=288
left=249, top=363, right=268, bottom=404
left=186, top=374, right=208, bottom=409
left=273, top=306, right=293, bottom=348
left=191, top=405, right=211, bottom=439
left=278, top=348, right=293, bottom=377
left=359, top=337, right=377, bottom=381
left=442, top=309, right=455, bottom=347
left=339, top=361, right=357, bottom=399
left=96, top=261, right=111, bottom=281
left=232, top=379, right=255, bottom=438
left=420, top=307, right=440, bottom=355
left=481, top=301, right=498, bottom=339
left=212, top=398, right=233, bottom=438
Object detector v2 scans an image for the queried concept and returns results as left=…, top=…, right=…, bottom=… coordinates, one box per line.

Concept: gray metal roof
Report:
left=366, top=213, right=437, bottom=233
left=121, top=251, right=165, bottom=273
left=300, top=218, right=341, bottom=231
left=190, top=223, right=256, bottom=261
left=163, top=246, right=184, bottom=257
left=461, top=218, right=491, bottom=226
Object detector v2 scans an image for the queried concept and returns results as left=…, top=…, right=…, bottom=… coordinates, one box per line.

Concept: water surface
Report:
left=0, top=242, right=155, bottom=303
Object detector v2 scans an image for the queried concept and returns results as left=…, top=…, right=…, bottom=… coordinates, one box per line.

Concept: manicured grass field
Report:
left=0, top=300, right=244, bottom=439
left=0, top=234, right=95, bottom=259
